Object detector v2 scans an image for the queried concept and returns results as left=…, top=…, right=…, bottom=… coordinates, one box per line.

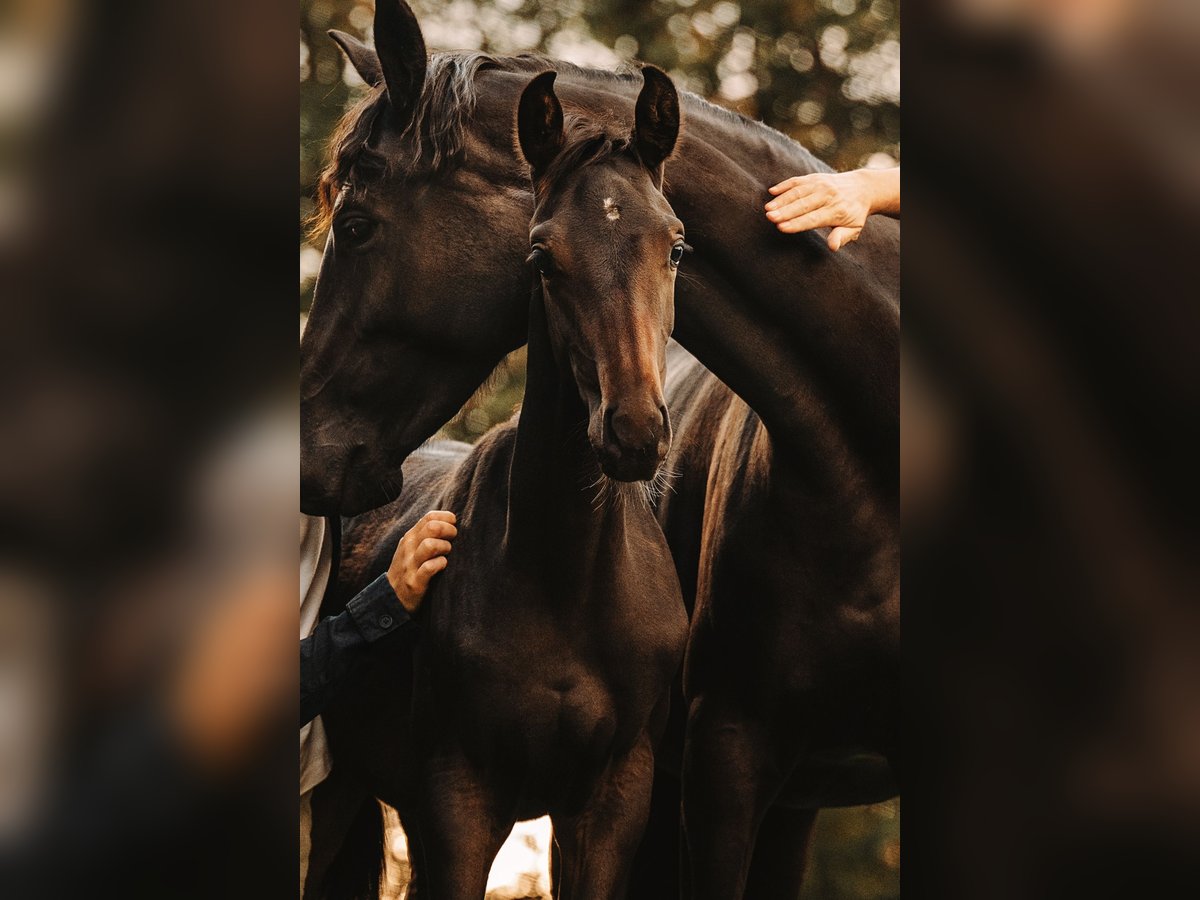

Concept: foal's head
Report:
left=516, top=68, right=683, bottom=483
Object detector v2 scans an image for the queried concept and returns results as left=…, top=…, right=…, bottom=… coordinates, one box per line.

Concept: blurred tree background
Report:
left=300, top=4, right=898, bottom=895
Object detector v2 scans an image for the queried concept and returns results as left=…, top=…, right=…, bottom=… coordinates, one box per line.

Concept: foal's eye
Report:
left=528, top=246, right=552, bottom=276
left=336, top=216, right=377, bottom=247
left=670, top=243, right=686, bottom=267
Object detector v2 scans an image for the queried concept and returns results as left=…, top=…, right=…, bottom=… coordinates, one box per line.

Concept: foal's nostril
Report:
left=607, top=402, right=665, bottom=459
left=603, top=406, right=619, bottom=451
left=598, top=401, right=668, bottom=480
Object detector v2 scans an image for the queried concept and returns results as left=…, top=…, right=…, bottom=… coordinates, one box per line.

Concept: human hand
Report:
left=765, top=167, right=899, bottom=250
left=386, top=510, right=457, bottom=613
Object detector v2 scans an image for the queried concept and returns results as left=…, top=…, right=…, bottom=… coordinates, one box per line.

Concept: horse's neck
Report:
left=666, top=102, right=900, bottom=499
left=503, top=291, right=613, bottom=563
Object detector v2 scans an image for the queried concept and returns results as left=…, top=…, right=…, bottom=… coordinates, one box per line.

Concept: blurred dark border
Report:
left=903, top=0, right=1200, bottom=896
left=3, top=0, right=1199, bottom=896
left=2, top=1, right=299, bottom=897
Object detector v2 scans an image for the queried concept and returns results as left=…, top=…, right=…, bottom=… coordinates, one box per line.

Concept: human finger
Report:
left=775, top=206, right=843, bottom=233
left=765, top=182, right=820, bottom=212
left=421, top=519, right=458, bottom=540
left=767, top=175, right=810, bottom=195
left=415, top=538, right=454, bottom=561
left=420, top=510, right=457, bottom=525
left=767, top=195, right=831, bottom=225
left=827, top=226, right=861, bottom=251
left=411, top=555, right=449, bottom=590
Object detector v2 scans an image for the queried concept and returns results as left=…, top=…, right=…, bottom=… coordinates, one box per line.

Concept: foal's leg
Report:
left=742, top=805, right=818, bottom=900
left=680, top=695, right=793, bottom=900
left=552, top=732, right=656, bottom=900
left=417, top=751, right=512, bottom=900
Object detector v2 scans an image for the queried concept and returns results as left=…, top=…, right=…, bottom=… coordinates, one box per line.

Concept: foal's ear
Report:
left=374, top=0, right=428, bottom=126
left=328, top=30, right=383, bottom=88
left=517, top=71, right=565, bottom=176
left=633, top=66, right=680, bottom=174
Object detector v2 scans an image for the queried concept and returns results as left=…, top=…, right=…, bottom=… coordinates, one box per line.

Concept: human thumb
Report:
left=828, top=226, right=859, bottom=251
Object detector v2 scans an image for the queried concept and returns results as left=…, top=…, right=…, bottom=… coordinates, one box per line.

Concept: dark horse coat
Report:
left=311, top=66, right=690, bottom=900
left=300, top=3, right=898, bottom=897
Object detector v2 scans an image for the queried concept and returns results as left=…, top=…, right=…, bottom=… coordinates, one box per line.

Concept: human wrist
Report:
left=386, top=569, right=420, bottom=614
left=865, top=166, right=900, bottom=216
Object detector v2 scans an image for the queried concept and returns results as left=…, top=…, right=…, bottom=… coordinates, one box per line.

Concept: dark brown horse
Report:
left=313, top=66, right=690, bottom=898
left=660, top=341, right=899, bottom=898
left=300, top=2, right=898, bottom=896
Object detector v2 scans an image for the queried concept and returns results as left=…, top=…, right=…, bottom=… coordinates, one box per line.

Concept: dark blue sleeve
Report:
left=299, top=573, right=413, bottom=727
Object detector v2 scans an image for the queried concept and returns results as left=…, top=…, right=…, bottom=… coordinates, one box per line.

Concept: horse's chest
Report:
left=449, top=610, right=657, bottom=717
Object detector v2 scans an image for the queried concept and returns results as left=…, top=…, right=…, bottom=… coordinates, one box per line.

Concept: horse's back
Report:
left=336, top=439, right=473, bottom=601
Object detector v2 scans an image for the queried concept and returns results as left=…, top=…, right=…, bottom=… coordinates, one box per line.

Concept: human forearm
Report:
left=299, top=573, right=413, bottom=726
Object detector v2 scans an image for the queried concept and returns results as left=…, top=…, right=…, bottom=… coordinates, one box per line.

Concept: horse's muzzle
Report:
left=596, top=403, right=670, bottom=482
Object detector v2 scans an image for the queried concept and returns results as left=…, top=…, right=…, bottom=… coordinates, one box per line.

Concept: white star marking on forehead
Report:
left=603, top=197, right=620, bottom=221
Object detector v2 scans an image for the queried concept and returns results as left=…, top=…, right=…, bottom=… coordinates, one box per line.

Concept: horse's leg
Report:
left=552, top=732, right=656, bottom=900
left=627, top=686, right=685, bottom=900
left=680, top=696, right=792, bottom=900
left=625, top=768, right=682, bottom=900
left=741, top=806, right=818, bottom=900
left=417, top=752, right=512, bottom=900
left=304, top=767, right=377, bottom=900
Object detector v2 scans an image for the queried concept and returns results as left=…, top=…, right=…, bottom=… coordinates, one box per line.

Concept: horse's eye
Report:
left=528, top=247, right=552, bottom=276
left=670, top=243, right=685, bottom=267
left=337, top=216, right=376, bottom=246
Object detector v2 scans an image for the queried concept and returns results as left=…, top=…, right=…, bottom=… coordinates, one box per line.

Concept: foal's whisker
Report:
left=579, top=457, right=680, bottom=515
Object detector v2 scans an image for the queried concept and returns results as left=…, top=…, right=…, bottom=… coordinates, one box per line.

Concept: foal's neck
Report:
left=504, top=291, right=619, bottom=564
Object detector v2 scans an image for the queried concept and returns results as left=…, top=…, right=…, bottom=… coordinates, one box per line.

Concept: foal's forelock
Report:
left=532, top=127, right=634, bottom=201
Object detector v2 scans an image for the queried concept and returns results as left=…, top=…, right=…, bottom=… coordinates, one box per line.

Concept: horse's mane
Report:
left=310, top=50, right=825, bottom=238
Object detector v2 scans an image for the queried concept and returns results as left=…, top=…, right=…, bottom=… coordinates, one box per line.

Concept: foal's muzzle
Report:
left=596, top=401, right=670, bottom=482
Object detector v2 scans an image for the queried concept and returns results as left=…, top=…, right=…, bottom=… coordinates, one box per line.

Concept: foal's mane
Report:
left=310, top=50, right=823, bottom=238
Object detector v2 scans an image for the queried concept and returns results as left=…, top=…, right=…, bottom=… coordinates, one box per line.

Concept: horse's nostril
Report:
left=603, top=406, right=618, bottom=449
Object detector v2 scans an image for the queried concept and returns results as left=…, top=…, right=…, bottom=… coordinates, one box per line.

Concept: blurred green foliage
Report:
left=438, top=347, right=528, bottom=443
left=300, top=7, right=899, bottom=889
left=803, top=800, right=901, bottom=900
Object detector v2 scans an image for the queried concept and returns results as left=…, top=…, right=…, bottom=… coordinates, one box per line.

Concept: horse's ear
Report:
left=328, top=30, right=383, bottom=88
left=633, top=65, right=680, bottom=174
left=517, top=71, right=565, bottom=176
left=374, top=0, right=428, bottom=125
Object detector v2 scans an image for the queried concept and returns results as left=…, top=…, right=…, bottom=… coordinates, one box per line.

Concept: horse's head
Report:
left=301, top=0, right=533, bottom=515
left=516, top=68, right=682, bottom=483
